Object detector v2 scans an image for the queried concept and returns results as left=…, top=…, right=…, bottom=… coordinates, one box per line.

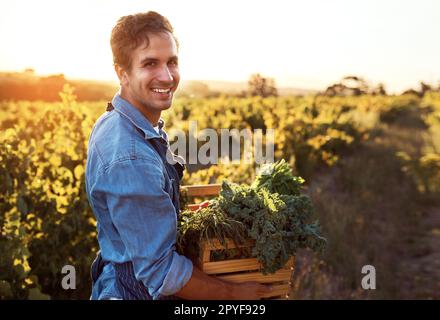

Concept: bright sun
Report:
left=1, top=0, right=439, bottom=93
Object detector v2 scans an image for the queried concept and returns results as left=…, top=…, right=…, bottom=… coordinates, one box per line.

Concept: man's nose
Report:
left=156, top=65, right=174, bottom=82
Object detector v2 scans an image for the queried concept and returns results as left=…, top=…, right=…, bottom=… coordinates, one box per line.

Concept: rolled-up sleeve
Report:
left=93, top=157, right=193, bottom=299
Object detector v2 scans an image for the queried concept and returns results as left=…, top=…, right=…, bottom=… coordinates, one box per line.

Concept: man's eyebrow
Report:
left=139, top=57, right=159, bottom=65
left=139, top=56, right=178, bottom=65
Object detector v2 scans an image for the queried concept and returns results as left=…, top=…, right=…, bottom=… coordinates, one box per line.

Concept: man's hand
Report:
left=175, top=266, right=273, bottom=300
left=230, top=281, right=273, bottom=300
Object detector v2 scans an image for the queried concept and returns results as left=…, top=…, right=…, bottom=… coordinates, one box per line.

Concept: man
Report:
left=85, top=11, right=272, bottom=300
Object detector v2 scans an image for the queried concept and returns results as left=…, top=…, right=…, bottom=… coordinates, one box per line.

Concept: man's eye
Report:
left=144, top=62, right=156, bottom=67
left=169, top=60, right=178, bottom=66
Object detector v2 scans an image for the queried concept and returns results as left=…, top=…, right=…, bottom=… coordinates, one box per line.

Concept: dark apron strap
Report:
left=90, top=250, right=107, bottom=286
left=148, top=137, right=184, bottom=215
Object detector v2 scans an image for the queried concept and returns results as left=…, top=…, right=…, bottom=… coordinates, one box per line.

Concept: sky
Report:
left=0, top=0, right=439, bottom=93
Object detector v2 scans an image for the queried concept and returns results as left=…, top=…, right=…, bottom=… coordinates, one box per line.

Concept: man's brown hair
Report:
left=110, top=11, right=178, bottom=71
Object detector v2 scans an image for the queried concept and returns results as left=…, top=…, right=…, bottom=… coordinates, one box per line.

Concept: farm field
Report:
left=1, top=89, right=439, bottom=299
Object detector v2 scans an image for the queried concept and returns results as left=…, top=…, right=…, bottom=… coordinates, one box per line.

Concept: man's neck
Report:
left=119, top=89, right=161, bottom=127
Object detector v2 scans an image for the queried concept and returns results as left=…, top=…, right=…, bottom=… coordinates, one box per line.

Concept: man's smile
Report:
left=151, top=87, right=172, bottom=94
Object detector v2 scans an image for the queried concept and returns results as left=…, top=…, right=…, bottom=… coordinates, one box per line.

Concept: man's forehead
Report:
left=134, top=33, right=178, bottom=61
left=138, top=32, right=177, bottom=51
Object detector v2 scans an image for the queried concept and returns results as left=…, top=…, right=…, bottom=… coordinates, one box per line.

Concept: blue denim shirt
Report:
left=85, top=93, right=193, bottom=300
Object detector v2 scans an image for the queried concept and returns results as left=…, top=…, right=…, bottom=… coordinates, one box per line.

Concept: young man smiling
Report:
left=85, top=11, right=272, bottom=300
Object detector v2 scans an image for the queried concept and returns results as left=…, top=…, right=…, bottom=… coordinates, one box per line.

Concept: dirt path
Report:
left=397, top=206, right=440, bottom=299
left=292, top=124, right=440, bottom=299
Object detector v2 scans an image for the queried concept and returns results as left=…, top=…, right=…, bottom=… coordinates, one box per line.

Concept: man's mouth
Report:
left=151, top=87, right=172, bottom=94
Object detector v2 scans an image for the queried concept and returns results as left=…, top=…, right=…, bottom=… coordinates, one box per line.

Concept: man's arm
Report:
left=94, top=157, right=193, bottom=299
left=175, top=266, right=273, bottom=300
left=94, top=157, right=272, bottom=300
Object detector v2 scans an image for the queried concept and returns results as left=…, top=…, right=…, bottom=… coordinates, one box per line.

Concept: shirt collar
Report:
left=111, top=93, right=166, bottom=140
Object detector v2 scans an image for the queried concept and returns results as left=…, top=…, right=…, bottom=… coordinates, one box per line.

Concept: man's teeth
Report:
left=152, top=88, right=171, bottom=93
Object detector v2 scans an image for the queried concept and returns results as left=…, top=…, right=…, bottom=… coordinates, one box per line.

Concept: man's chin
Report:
left=154, top=101, right=173, bottom=111
left=143, top=94, right=174, bottom=111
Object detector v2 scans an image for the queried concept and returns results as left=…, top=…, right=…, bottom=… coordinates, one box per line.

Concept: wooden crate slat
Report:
left=261, top=283, right=291, bottom=299
left=283, top=257, right=295, bottom=269
left=216, top=268, right=292, bottom=283
left=202, top=258, right=261, bottom=274
left=204, top=238, right=255, bottom=250
left=181, top=184, right=221, bottom=197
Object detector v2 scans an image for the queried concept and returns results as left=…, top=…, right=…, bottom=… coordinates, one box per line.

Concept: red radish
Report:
left=199, top=200, right=210, bottom=208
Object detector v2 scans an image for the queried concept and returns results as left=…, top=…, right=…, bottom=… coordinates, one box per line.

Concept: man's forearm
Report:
left=174, top=266, right=236, bottom=300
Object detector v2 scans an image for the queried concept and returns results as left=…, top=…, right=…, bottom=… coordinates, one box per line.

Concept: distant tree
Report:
left=341, top=76, right=370, bottom=95
left=322, top=75, right=370, bottom=97
left=401, top=88, right=421, bottom=97
left=401, top=82, right=434, bottom=97
left=323, top=83, right=346, bottom=97
left=372, top=83, right=387, bottom=96
left=248, top=73, right=278, bottom=97
left=420, top=82, right=432, bottom=96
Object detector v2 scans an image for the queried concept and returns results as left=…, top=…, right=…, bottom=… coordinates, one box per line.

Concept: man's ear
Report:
left=114, top=64, right=129, bottom=86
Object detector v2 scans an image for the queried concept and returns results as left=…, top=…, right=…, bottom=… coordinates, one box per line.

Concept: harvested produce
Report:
left=177, top=160, right=327, bottom=274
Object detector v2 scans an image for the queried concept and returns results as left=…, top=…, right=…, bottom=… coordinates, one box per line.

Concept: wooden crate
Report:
left=181, top=184, right=295, bottom=300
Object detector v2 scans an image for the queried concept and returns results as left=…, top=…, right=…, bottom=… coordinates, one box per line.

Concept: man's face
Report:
left=119, top=31, right=180, bottom=116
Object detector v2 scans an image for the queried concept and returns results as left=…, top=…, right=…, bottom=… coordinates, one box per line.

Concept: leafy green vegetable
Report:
left=218, top=181, right=326, bottom=274
left=176, top=201, right=248, bottom=261
left=177, top=160, right=327, bottom=274
left=252, top=159, right=305, bottom=196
